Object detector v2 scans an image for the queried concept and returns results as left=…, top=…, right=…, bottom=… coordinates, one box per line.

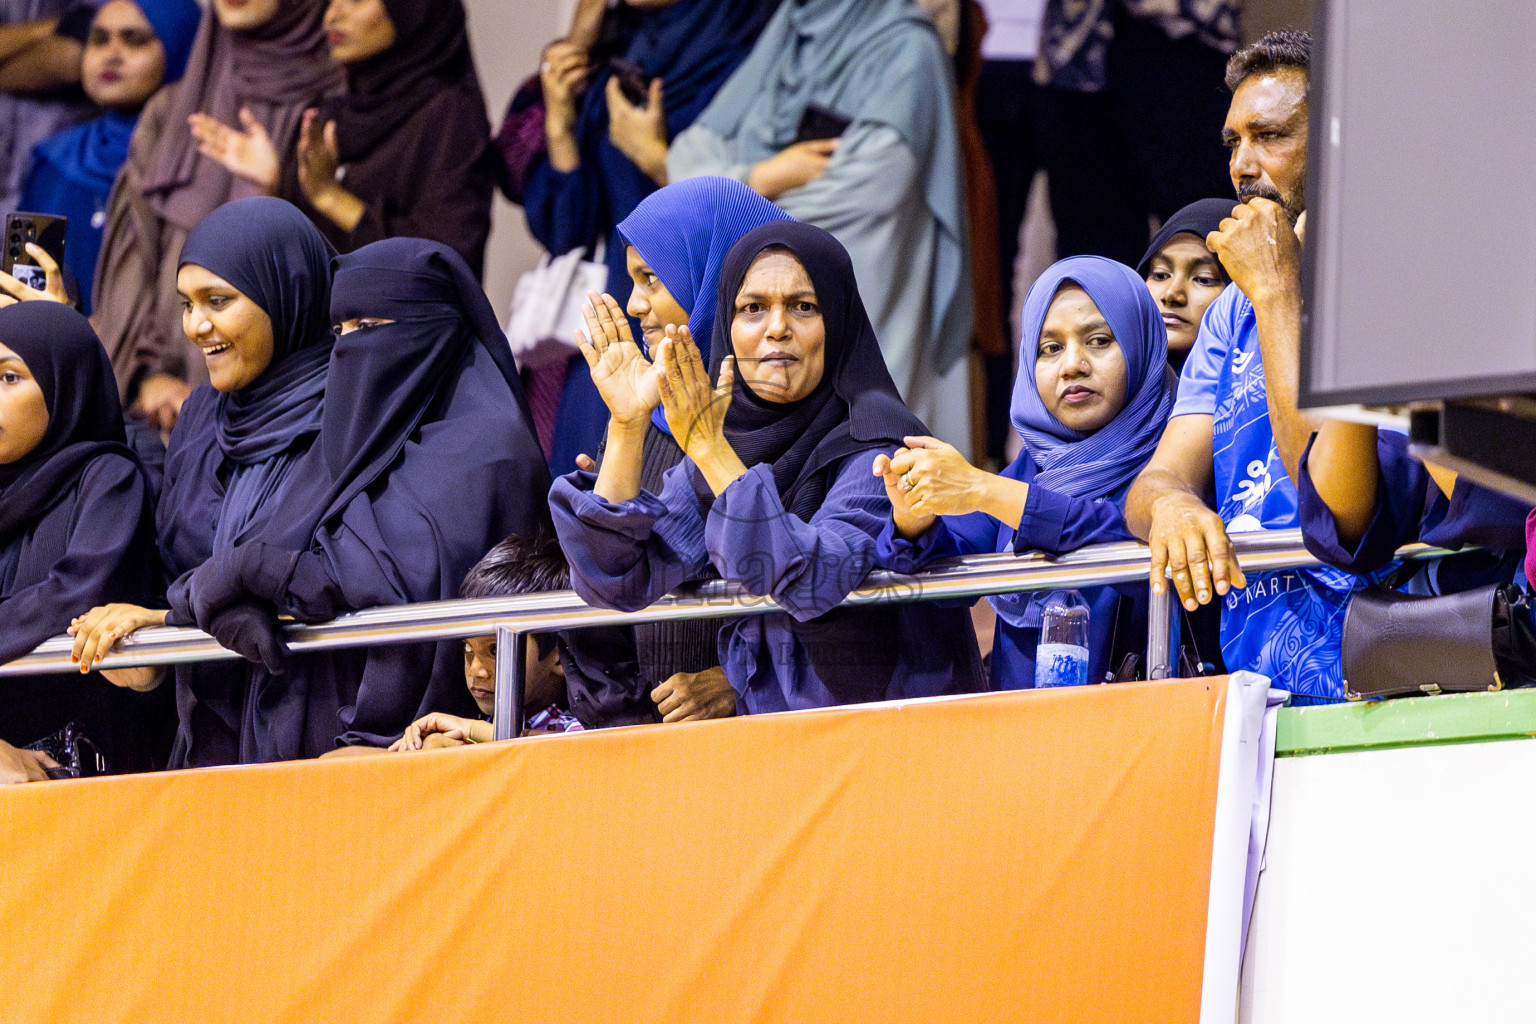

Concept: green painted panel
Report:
left=1276, top=687, right=1536, bottom=757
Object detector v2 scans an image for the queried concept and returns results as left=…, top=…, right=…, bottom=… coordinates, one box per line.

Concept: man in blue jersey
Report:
left=1125, top=29, right=1379, bottom=700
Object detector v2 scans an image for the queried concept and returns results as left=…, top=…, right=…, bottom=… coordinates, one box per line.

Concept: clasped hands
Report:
left=874, top=437, right=1011, bottom=539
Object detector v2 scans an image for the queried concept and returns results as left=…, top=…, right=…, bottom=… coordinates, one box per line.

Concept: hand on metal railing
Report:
left=2, top=530, right=1445, bottom=679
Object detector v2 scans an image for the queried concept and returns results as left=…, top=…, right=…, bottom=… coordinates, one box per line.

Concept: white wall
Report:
left=463, top=0, right=575, bottom=316
left=1240, top=739, right=1536, bottom=1023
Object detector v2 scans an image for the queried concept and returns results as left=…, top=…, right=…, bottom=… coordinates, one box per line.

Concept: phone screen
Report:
left=8, top=263, right=47, bottom=290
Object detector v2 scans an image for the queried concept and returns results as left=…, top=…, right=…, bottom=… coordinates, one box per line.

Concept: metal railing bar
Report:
left=0, top=529, right=1448, bottom=678
left=493, top=627, right=526, bottom=744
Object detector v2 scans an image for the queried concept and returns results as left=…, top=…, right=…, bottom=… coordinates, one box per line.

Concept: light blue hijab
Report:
left=616, top=175, right=793, bottom=433
left=1010, top=256, right=1174, bottom=500
left=991, top=256, right=1174, bottom=630
left=690, top=0, right=969, bottom=373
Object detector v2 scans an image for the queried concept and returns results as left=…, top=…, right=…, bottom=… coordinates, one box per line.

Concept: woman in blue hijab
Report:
left=522, top=0, right=779, bottom=477
left=14, top=0, right=201, bottom=313
left=876, top=255, right=1176, bottom=688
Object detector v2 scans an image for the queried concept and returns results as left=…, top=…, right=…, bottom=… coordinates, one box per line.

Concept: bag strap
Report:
left=1376, top=558, right=1421, bottom=593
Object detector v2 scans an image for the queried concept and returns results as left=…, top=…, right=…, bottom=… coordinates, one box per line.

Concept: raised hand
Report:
left=188, top=106, right=280, bottom=193
left=605, top=74, right=667, bottom=184
left=539, top=39, right=590, bottom=137
left=295, top=108, right=340, bottom=203
left=575, top=290, right=661, bottom=425
left=656, top=325, right=730, bottom=457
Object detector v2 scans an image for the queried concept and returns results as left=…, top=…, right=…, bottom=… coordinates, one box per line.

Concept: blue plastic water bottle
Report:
left=1035, top=590, right=1090, bottom=688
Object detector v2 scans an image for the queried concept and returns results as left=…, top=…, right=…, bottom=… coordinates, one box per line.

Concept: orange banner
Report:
left=0, top=677, right=1231, bottom=1023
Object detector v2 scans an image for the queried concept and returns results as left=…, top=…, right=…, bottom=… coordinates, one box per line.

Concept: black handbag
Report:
left=1342, top=570, right=1536, bottom=699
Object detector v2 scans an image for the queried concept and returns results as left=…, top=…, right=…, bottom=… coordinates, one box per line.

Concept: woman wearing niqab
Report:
left=169, top=235, right=553, bottom=758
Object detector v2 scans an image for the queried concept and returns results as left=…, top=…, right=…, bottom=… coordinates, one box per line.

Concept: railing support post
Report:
left=1146, top=574, right=1176, bottom=680
left=493, top=625, right=527, bottom=742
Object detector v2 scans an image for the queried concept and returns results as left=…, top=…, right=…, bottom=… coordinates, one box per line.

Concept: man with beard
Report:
left=1123, top=29, right=1375, bottom=701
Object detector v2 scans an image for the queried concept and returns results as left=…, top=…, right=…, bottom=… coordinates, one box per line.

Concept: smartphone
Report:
left=608, top=57, right=653, bottom=107
left=3, top=211, right=67, bottom=291
left=794, top=103, right=852, bottom=144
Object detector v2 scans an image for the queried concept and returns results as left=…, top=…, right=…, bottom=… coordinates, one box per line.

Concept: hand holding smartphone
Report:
left=0, top=212, right=68, bottom=305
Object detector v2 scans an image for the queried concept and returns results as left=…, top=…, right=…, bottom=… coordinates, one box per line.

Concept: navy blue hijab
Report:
left=593, top=0, right=778, bottom=139
left=709, top=221, right=926, bottom=520
left=0, top=303, right=135, bottom=534
left=318, top=0, right=485, bottom=163
left=259, top=236, right=548, bottom=556
left=183, top=238, right=553, bottom=759
left=180, top=197, right=336, bottom=468
left=1137, top=198, right=1236, bottom=277
left=159, top=197, right=335, bottom=576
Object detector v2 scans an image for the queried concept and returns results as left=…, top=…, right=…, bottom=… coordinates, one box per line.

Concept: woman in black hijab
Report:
left=1138, top=197, right=1233, bottom=370
left=71, top=195, right=336, bottom=766
left=1, top=302, right=166, bottom=770
left=551, top=221, right=982, bottom=713
left=188, top=0, right=495, bottom=276
left=182, top=237, right=553, bottom=752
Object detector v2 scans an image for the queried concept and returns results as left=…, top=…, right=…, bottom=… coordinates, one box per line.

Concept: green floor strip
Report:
left=1276, top=687, right=1536, bottom=757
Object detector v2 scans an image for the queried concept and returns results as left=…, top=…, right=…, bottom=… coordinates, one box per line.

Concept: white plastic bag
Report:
left=504, top=238, right=608, bottom=369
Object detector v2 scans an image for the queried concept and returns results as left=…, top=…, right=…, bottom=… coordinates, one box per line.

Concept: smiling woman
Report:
left=176, top=263, right=276, bottom=391
left=69, top=197, right=336, bottom=766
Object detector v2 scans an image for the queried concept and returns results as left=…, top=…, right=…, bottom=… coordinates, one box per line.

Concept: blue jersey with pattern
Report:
left=1204, top=289, right=1381, bottom=700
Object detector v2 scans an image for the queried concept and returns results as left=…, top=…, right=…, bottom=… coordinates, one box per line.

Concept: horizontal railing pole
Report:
left=0, top=530, right=1449, bottom=677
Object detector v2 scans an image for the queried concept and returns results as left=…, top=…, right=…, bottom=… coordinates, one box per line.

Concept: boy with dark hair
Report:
left=392, top=531, right=584, bottom=750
